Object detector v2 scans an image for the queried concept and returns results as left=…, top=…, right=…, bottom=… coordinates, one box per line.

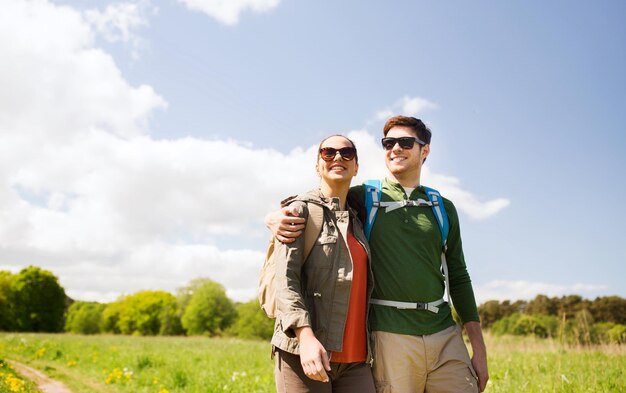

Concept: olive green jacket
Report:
left=271, top=189, right=374, bottom=358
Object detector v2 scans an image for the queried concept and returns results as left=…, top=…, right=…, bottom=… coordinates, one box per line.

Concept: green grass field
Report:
left=0, top=332, right=624, bottom=393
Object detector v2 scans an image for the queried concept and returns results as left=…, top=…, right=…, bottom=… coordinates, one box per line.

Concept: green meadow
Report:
left=1, top=332, right=625, bottom=393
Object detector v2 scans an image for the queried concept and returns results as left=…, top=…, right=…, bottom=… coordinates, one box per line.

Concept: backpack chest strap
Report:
left=377, top=198, right=434, bottom=213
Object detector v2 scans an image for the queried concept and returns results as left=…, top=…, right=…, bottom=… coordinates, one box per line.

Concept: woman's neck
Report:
left=320, top=181, right=350, bottom=210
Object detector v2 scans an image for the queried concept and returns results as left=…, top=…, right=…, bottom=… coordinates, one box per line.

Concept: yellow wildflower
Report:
left=34, top=347, right=46, bottom=359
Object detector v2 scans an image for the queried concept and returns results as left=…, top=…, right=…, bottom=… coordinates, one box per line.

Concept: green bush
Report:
left=491, top=313, right=558, bottom=338
left=228, top=300, right=274, bottom=340
left=607, top=324, right=626, bottom=344
left=65, top=301, right=106, bottom=334
left=492, top=313, right=521, bottom=336
left=102, top=291, right=183, bottom=336
left=181, top=279, right=236, bottom=336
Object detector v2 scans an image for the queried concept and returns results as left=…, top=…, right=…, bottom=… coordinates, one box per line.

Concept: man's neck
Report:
left=388, top=172, right=421, bottom=189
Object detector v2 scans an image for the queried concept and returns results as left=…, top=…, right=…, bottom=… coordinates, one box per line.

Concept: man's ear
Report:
left=421, top=144, right=430, bottom=163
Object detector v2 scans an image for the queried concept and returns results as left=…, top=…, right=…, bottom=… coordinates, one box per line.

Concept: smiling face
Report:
left=316, top=135, right=359, bottom=186
left=385, top=126, right=429, bottom=183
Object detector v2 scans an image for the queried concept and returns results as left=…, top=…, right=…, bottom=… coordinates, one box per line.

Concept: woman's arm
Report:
left=274, top=202, right=331, bottom=382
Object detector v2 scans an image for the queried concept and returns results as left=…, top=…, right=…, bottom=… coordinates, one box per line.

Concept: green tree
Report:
left=65, top=301, right=106, bottom=334
left=104, top=291, right=183, bottom=336
left=557, top=295, right=585, bottom=319
left=102, top=299, right=124, bottom=334
left=9, top=266, right=67, bottom=332
left=228, top=300, right=274, bottom=340
left=478, top=300, right=505, bottom=329
left=0, top=271, right=14, bottom=331
left=177, top=277, right=211, bottom=312
left=181, top=279, right=236, bottom=336
left=525, top=294, right=557, bottom=316
left=590, top=296, right=626, bottom=324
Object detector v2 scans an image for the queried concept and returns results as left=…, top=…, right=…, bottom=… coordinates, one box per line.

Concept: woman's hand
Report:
left=295, top=327, right=331, bottom=382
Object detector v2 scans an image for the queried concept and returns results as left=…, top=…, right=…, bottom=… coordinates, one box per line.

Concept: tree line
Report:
left=2, top=266, right=625, bottom=345
left=478, top=294, right=626, bottom=344
left=0, top=266, right=274, bottom=340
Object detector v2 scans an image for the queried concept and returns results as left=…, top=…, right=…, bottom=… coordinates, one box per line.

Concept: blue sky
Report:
left=1, top=0, right=624, bottom=303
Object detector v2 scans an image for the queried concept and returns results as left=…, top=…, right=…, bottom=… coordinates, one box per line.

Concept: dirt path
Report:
left=6, top=360, right=73, bottom=393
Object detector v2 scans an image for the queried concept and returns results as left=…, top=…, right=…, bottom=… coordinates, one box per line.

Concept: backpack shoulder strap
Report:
left=423, top=186, right=449, bottom=249
left=423, top=186, right=451, bottom=306
left=303, top=202, right=324, bottom=259
left=363, top=180, right=382, bottom=240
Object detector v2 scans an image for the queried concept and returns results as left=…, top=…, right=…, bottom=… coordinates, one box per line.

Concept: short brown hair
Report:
left=383, top=116, right=432, bottom=145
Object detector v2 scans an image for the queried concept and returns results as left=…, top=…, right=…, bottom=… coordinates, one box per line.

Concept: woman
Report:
left=271, top=135, right=375, bottom=393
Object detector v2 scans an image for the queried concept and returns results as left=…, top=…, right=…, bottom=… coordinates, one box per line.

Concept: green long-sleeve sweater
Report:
left=348, top=178, right=479, bottom=335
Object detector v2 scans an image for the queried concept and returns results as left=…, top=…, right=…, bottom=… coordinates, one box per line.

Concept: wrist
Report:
left=295, top=326, right=314, bottom=341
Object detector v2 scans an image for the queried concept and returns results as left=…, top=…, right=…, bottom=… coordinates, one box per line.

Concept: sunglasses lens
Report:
left=381, top=138, right=396, bottom=150
left=398, top=137, right=416, bottom=149
left=319, top=148, right=337, bottom=161
left=339, top=147, right=356, bottom=160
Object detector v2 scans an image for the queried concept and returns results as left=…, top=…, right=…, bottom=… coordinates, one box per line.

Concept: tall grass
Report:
left=483, top=334, right=626, bottom=392
left=1, top=332, right=625, bottom=392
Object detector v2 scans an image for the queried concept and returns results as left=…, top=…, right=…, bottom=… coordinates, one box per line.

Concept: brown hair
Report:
left=383, top=116, right=432, bottom=145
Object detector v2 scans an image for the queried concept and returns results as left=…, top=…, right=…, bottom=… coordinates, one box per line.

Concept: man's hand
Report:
left=464, top=321, right=489, bottom=391
left=264, top=206, right=306, bottom=243
left=471, top=350, right=488, bottom=392
left=296, top=327, right=331, bottom=382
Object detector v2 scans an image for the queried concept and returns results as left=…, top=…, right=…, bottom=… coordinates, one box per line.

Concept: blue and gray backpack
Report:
left=363, top=179, right=451, bottom=313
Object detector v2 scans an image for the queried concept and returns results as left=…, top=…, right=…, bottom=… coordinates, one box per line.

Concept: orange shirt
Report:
left=331, top=230, right=368, bottom=363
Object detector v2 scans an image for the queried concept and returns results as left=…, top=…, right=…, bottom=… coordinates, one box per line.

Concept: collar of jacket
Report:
left=297, top=188, right=358, bottom=217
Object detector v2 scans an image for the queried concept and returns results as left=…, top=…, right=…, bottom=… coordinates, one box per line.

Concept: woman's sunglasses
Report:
left=381, top=136, right=426, bottom=151
left=319, top=147, right=357, bottom=161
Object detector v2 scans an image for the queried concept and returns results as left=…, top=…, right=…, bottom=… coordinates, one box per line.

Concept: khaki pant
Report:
left=371, top=325, right=479, bottom=393
left=275, top=348, right=376, bottom=393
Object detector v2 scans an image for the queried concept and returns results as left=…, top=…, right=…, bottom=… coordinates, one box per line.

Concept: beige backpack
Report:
left=258, top=202, right=324, bottom=318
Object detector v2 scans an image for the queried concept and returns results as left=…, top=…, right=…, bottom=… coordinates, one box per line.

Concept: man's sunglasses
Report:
left=319, top=147, right=357, bottom=161
left=381, top=136, right=426, bottom=151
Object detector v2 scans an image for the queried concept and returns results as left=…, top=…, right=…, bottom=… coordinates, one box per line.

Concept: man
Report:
left=267, top=116, right=488, bottom=392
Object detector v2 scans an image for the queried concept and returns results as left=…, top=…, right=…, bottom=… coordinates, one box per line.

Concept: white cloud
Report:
left=177, top=0, right=280, bottom=25
left=0, top=1, right=165, bottom=144
left=401, top=96, right=438, bottom=116
left=375, top=95, right=438, bottom=120
left=475, top=280, right=610, bottom=304
left=85, top=0, right=156, bottom=58
left=421, top=168, right=511, bottom=220
left=0, top=0, right=509, bottom=304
